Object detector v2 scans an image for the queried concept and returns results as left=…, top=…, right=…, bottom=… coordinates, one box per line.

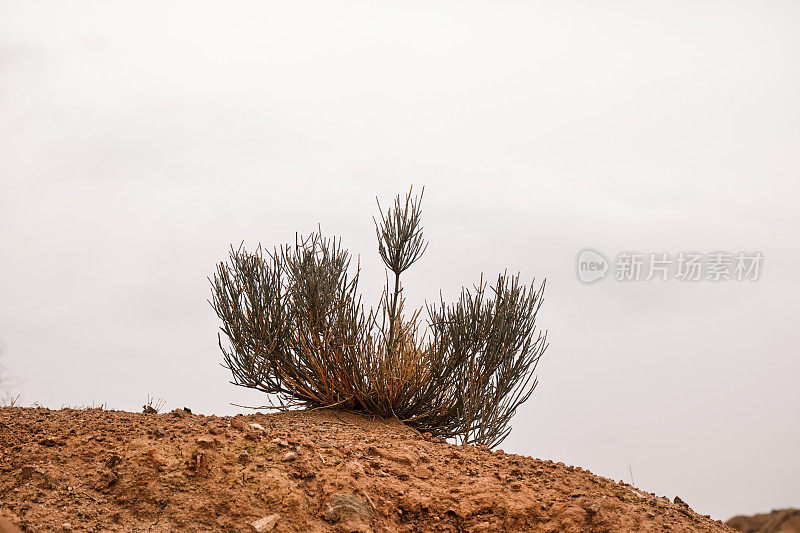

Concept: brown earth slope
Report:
left=0, top=406, right=732, bottom=532
left=726, top=509, right=800, bottom=533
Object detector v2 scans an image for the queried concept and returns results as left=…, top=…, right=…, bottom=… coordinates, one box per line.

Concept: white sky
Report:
left=1, top=1, right=798, bottom=521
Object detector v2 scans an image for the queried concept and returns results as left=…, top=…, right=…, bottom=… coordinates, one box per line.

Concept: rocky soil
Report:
left=726, top=509, right=800, bottom=533
left=0, top=406, right=734, bottom=532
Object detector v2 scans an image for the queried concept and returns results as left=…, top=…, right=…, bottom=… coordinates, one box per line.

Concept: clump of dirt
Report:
left=726, top=509, right=800, bottom=533
left=0, top=406, right=733, bottom=532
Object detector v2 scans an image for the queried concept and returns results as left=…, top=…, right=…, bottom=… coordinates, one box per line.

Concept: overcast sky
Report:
left=1, top=1, right=798, bottom=521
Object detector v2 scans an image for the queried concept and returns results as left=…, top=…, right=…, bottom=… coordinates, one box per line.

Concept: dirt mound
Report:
left=0, top=406, right=732, bottom=532
left=726, top=509, right=800, bottom=533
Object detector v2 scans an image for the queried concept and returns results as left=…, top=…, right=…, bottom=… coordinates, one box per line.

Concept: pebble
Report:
left=251, top=514, right=280, bottom=532
left=282, top=451, right=297, bottom=462
left=414, top=465, right=433, bottom=479
left=196, top=435, right=215, bottom=448
left=673, top=496, right=690, bottom=509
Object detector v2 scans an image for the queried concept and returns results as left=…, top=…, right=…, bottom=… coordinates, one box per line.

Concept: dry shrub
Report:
left=211, top=233, right=366, bottom=410
left=210, top=188, right=548, bottom=447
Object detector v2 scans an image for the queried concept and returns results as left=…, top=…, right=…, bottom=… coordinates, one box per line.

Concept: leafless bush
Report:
left=425, top=274, right=548, bottom=447
left=210, top=188, right=548, bottom=447
left=211, top=233, right=368, bottom=410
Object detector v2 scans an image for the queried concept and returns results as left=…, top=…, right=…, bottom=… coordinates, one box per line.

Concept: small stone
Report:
left=238, top=451, right=250, bottom=464
left=196, top=435, right=215, bottom=448
left=142, top=447, right=167, bottom=468
left=673, top=496, right=689, bottom=509
left=282, top=451, right=297, bottom=462
left=413, top=466, right=432, bottom=479
left=105, top=454, right=122, bottom=468
left=251, top=514, right=280, bottom=532
left=62, top=523, right=72, bottom=531
left=271, top=437, right=289, bottom=447
left=249, top=423, right=265, bottom=431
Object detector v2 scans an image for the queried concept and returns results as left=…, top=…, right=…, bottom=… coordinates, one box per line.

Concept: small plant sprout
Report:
left=1, top=393, right=21, bottom=408
left=143, top=395, right=166, bottom=414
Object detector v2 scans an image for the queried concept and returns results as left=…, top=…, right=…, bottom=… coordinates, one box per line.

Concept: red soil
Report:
left=0, top=407, right=734, bottom=532
left=726, top=509, right=800, bottom=533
